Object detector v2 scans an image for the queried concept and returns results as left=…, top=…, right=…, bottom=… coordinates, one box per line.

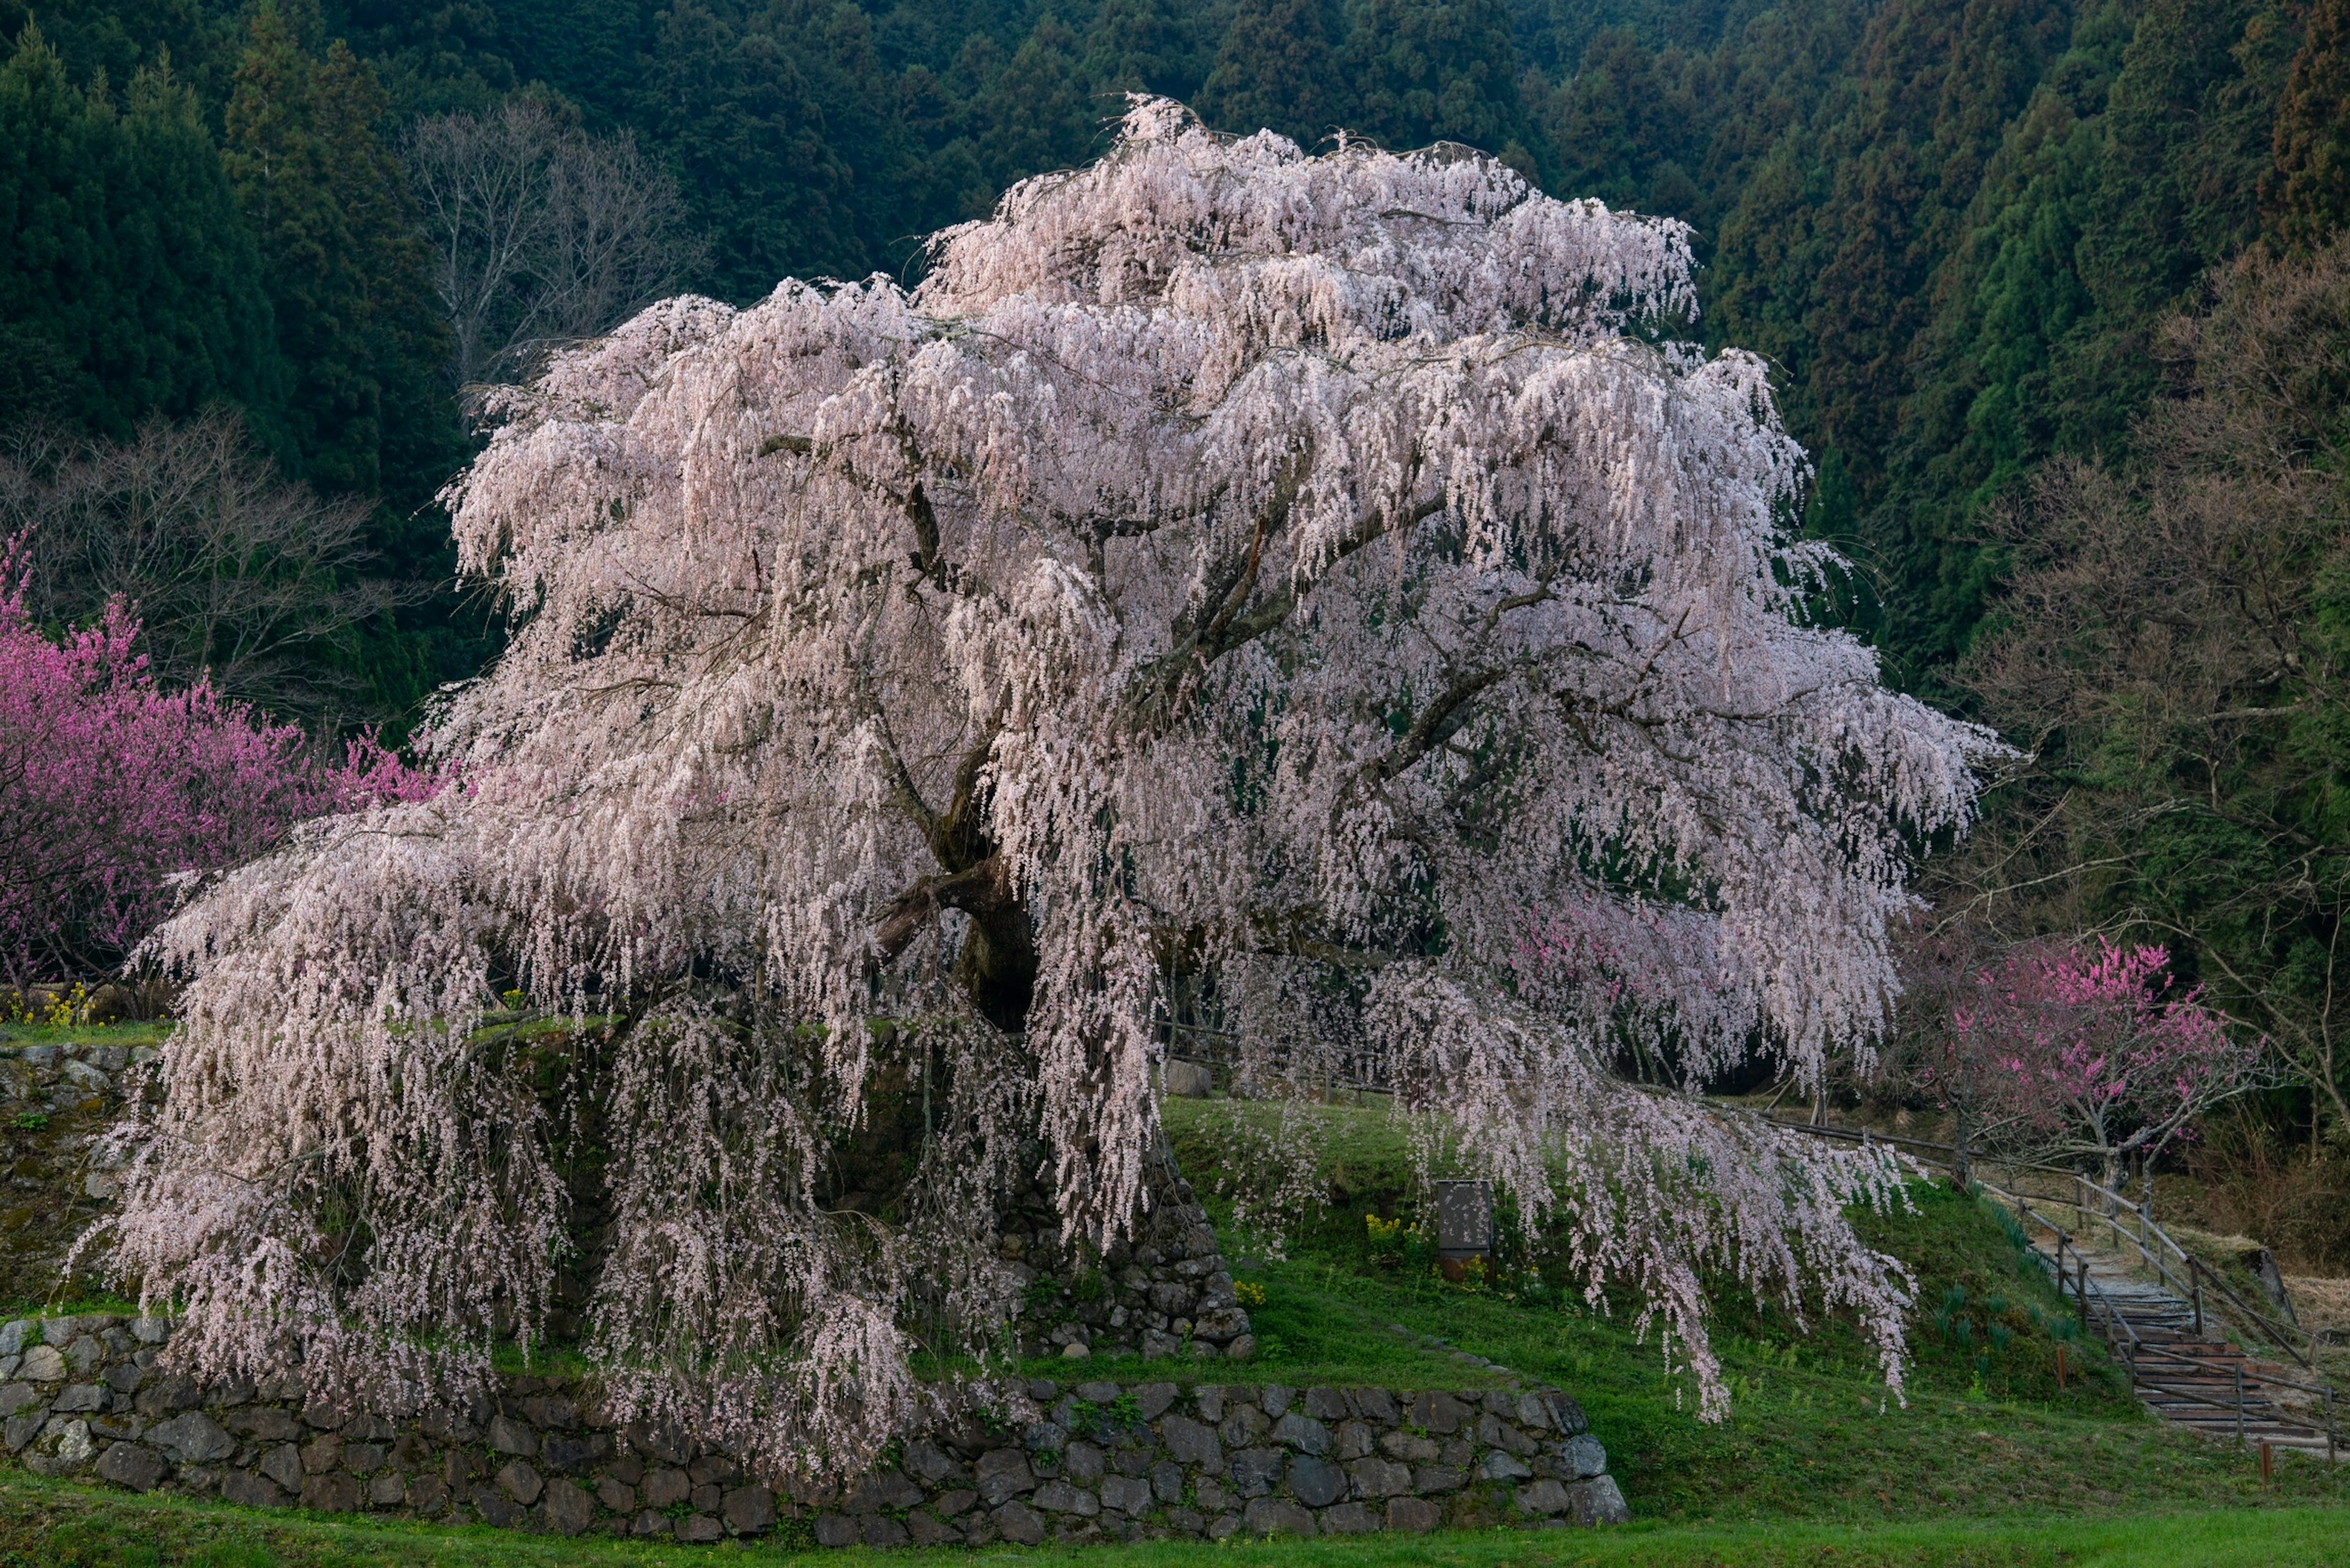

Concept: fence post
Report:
left=2235, top=1361, right=2245, bottom=1449
left=2193, top=1268, right=2203, bottom=1339
left=2327, top=1389, right=2335, bottom=1467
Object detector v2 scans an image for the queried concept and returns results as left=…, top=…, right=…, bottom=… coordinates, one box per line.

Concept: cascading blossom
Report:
left=104, top=99, right=2005, bottom=1469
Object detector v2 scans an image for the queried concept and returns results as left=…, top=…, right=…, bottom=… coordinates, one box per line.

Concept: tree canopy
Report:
left=110, top=104, right=1990, bottom=1477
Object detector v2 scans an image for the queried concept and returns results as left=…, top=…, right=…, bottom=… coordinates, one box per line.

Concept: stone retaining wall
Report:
left=2, top=1313, right=1628, bottom=1544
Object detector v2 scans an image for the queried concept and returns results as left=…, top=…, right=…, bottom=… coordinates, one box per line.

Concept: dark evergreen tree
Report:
left=223, top=0, right=449, bottom=500
left=2267, top=0, right=2350, bottom=250
left=1198, top=0, right=1342, bottom=146
left=1081, top=0, right=1211, bottom=103
left=971, top=14, right=1099, bottom=187
left=1335, top=0, right=1537, bottom=169
left=0, top=23, right=284, bottom=436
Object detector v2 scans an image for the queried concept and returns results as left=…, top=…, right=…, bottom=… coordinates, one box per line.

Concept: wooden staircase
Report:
left=1756, top=1115, right=2344, bottom=1462
left=2068, top=1249, right=2340, bottom=1458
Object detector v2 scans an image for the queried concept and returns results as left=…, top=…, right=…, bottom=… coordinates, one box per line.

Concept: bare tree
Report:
left=405, top=99, right=703, bottom=393
left=0, top=413, right=408, bottom=720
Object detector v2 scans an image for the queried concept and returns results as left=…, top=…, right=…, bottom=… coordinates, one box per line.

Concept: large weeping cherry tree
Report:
left=105, top=101, right=2006, bottom=1479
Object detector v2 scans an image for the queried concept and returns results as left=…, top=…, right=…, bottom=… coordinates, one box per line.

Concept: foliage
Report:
left=0, top=23, right=283, bottom=439
left=0, top=583, right=430, bottom=982
left=1949, top=237, right=2350, bottom=1146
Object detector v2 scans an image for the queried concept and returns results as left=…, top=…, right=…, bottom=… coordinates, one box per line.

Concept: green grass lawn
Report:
left=5, top=1476, right=2346, bottom=1567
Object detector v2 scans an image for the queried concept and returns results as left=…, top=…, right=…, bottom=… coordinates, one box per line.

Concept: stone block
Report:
left=134, top=1376, right=198, bottom=1417
left=1515, top=1392, right=1554, bottom=1431
left=302, top=1473, right=362, bottom=1513
left=219, top=1471, right=288, bottom=1509
left=1567, top=1475, right=1630, bottom=1525
left=1302, top=1386, right=1350, bottom=1421
left=0, top=1385, right=42, bottom=1420
left=542, top=1477, right=595, bottom=1536
left=231, top=1407, right=302, bottom=1442
left=851, top=1466, right=921, bottom=1514
left=1287, top=1453, right=1345, bottom=1507
left=0, top=1322, right=29, bottom=1357
left=408, top=1476, right=451, bottom=1515
left=1479, top=1412, right=1537, bottom=1455
left=641, top=1466, right=691, bottom=1509
left=1321, top=1501, right=1376, bottom=1534
left=1133, top=1381, right=1180, bottom=1421
left=1242, top=1497, right=1316, bottom=1536
left=1228, top=1445, right=1284, bottom=1498
left=1559, top=1433, right=1607, bottom=1478
left=19, top=1347, right=64, bottom=1383
left=975, top=1447, right=1035, bottom=1504
left=259, top=1445, right=303, bottom=1493
left=4, top=1414, right=45, bottom=1452
left=907, top=1510, right=964, bottom=1545
left=1408, top=1390, right=1472, bottom=1434
left=368, top=1473, right=405, bottom=1508
left=95, top=1441, right=166, bottom=1491
left=1349, top=1455, right=1412, bottom=1498
left=1062, top=1440, right=1105, bottom=1482
left=1479, top=1449, right=1534, bottom=1481
left=486, top=1414, right=538, bottom=1457
left=1150, top=1460, right=1184, bottom=1502
left=903, top=1439, right=965, bottom=1487
left=517, top=1395, right=578, bottom=1429
left=342, top=1442, right=386, bottom=1475
left=1413, top=1464, right=1464, bottom=1495
left=1540, top=1392, right=1588, bottom=1436
left=859, top=1514, right=908, bottom=1547
left=497, top=1459, right=542, bottom=1505
left=1259, top=1384, right=1295, bottom=1418
left=994, top=1501, right=1047, bottom=1545
left=722, top=1483, right=775, bottom=1534
left=634, top=1509, right=674, bottom=1538
left=1271, top=1411, right=1329, bottom=1455
left=1100, top=1474, right=1153, bottom=1514
left=300, top=1435, right=341, bottom=1474
left=1516, top=1478, right=1571, bottom=1515
left=131, top=1317, right=170, bottom=1345
left=41, top=1318, right=78, bottom=1348
left=596, top=1477, right=636, bottom=1512
left=1164, top=1058, right=1214, bottom=1097
left=932, top=1487, right=977, bottom=1517
left=1032, top=1479, right=1100, bottom=1515
left=102, top=1364, right=145, bottom=1395
left=1387, top=1496, right=1442, bottom=1533
left=540, top=1434, right=595, bottom=1472
left=147, top=1411, right=233, bottom=1465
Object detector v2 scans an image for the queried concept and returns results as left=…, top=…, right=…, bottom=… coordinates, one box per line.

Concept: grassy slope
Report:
left=8, top=1097, right=2348, bottom=1561
left=1149, top=1100, right=2350, bottom=1521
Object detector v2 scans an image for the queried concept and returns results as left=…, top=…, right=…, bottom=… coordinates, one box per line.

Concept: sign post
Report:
left=1432, top=1179, right=1493, bottom=1283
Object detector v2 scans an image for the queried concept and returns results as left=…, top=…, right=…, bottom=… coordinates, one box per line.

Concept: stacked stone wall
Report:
left=1, top=1313, right=1627, bottom=1544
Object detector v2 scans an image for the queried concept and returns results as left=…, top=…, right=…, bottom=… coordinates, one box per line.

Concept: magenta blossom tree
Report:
left=0, top=583, right=431, bottom=985
left=1942, top=936, right=2264, bottom=1197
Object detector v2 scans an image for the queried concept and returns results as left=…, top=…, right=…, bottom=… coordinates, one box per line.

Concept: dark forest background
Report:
left=10, top=0, right=2350, bottom=1249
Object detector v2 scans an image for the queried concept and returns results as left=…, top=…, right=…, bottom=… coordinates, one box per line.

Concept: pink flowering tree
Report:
left=105, top=102, right=2004, bottom=1474
left=1895, top=930, right=2267, bottom=1198
left=0, top=581, right=430, bottom=986
left=1949, top=938, right=2264, bottom=1200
